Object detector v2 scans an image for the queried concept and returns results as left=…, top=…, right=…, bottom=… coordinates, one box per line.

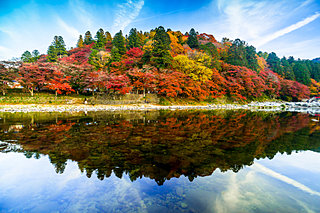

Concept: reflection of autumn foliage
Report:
left=1, top=111, right=319, bottom=185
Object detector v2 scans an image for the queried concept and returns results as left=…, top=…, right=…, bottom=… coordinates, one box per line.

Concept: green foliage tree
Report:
left=245, top=45, right=259, bottom=71
left=128, top=28, right=142, bottom=49
left=267, top=52, right=284, bottom=76
left=94, top=28, right=107, bottom=49
left=52, top=36, right=67, bottom=58
left=112, top=30, right=126, bottom=55
left=84, top=31, right=94, bottom=45
left=150, top=26, right=172, bottom=69
left=47, top=45, right=57, bottom=62
left=111, top=47, right=121, bottom=62
left=187, top=28, right=199, bottom=49
left=32, top=50, right=40, bottom=58
left=281, top=57, right=295, bottom=80
left=226, top=39, right=247, bottom=67
left=21, top=51, right=32, bottom=62
left=293, top=62, right=311, bottom=85
left=257, top=51, right=268, bottom=60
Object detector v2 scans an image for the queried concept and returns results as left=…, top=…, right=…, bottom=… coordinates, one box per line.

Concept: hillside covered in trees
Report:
left=1, top=26, right=320, bottom=102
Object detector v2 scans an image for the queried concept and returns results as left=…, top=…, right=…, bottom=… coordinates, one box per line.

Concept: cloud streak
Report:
left=254, top=12, right=320, bottom=47
left=57, top=17, right=80, bottom=39
left=253, top=163, right=320, bottom=197
left=112, top=0, right=144, bottom=33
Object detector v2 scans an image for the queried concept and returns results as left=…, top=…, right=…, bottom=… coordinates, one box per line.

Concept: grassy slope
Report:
left=0, top=92, right=86, bottom=105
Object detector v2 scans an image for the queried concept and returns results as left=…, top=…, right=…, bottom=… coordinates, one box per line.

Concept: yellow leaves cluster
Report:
left=257, top=55, right=267, bottom=72
left=172, top=54, right=213, bottom=82
left=143, top=40, right=154, bottom=52
left=167, top=31, right=185, bottom=56
left=310, top=79, right=320, bottom=96
left=188, top=51, right=212, bottom=68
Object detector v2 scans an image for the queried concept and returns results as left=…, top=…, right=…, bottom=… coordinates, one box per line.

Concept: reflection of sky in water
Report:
left=0, top=151, right=320, bottom=212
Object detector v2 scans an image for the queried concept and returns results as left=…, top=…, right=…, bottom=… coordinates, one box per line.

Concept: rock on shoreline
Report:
left=0, top=103, right=279, bottom=113
left=0, top=101, right=319, bottom=113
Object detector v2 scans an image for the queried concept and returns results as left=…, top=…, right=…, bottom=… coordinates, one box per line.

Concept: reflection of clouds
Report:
left=214, top=173, right=241, bottom=213
left=253, top=163, right=320, bottom=197
left=259, top=151, right=320, bottom=173
left=111, top=174, right=147, bottom=212
left=213, top=171, right=263, bottom=213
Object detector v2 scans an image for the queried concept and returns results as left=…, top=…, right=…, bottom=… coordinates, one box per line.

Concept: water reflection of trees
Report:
left=1, top=110, right=320, bottom=185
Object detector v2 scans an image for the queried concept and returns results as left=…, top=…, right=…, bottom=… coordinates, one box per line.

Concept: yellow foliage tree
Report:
left=257, top=55, right=267, bottom=72
left=310, top=79, right=320, bottom=97
left=167, top=31, right=185, bottom=56
left=143, top=40, right=154, bottom=52
left=188, top=51, right=212, bottom=68
left=172, top=55, right=213, bottom=82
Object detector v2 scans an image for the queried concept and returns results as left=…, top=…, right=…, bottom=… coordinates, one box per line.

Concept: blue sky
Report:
left=0, top=0, right=319, bottom=60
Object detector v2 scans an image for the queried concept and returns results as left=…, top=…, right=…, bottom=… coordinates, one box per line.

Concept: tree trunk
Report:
left=2, top=90, right=5, bottom=96
left=143, top=88, right=146, bottom=97
left=29, top=88, right=34, bottom=97
left=55, top=90, right=58, bottom=97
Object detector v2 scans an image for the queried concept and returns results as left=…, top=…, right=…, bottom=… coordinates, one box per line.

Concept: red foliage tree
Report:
left=222, top=64, right=266, bottom=100
left=18, top=63, right=50, bottom=96
left=128, top=67, right=157, bottom=96
left=0, top=63, right=15, bottom=95
left=258, top=69, right=281, bottom=98
left=45, top=69, right=74, bottom=96
left=157, top=71, right=183, bottom=98
left=280, top=79, right=310, bottom=101
left=107, top=74, right=131, bottom=94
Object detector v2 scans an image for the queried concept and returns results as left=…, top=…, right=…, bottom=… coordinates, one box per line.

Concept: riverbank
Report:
left=1, top=101, right=320, bottom=113
left=0, top=102, right=286, bottom=113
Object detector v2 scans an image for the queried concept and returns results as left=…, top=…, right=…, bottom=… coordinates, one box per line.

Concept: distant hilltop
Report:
left=313, top=58, right=320, bottom=63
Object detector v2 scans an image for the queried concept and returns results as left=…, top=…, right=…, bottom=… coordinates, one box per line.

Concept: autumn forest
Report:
left=1, top=26, right=320, bottom=102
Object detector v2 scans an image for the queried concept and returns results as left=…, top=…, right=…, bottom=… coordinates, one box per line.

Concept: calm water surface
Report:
left=0, top=110, right=320, bottom=212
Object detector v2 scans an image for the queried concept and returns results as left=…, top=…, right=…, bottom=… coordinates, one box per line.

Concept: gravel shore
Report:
left=0, top=103, right=285, bottom=113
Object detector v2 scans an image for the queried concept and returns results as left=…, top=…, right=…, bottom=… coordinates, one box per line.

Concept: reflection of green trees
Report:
left=1, top=110, right=320, bottom=185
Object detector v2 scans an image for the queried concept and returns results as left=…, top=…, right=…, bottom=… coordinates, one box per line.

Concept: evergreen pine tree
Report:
left=226, top=39, right=247, bottom=67
left=187, top=28, right=199, bottom=49
left=55, top=36, right=67, bottom=57
left=150, top=26, right=172, bottom=69
left=245, top=45, right=259, bottom=71
left=31, top=50, right=40, bottom=62
left=281, top=57, right=295, bottom=80
left=293, top=62, right=311, bottom=85
left=111, top=47, right=121, bottom=62
left=84, top=31, right=94, bottom=45
left=21, top=51, right=32, bottom=62
left=112, top=30, right=126, bottom=55
left=267, top=52, right=284, bottom=76
left=47, top=45, right=57, bottom=62
left=128, top=28, right=142, bottom=49
left=94, top=28, right=107, bottom=49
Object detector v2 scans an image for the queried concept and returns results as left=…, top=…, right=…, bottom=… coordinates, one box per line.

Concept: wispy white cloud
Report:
left=253, top=12, right=320, bottom=47
left=69, top=0, right=94, bottom=29
left=57, top=17, right=80, bottom=39
left=253, top=163, right=320, bottom=197
left=112, top=0, right=144, bottom=33
left=213, top=0, right=286, bottom=41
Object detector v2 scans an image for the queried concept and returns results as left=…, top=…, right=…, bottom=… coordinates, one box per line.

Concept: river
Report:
left=0, top=110, right=320, bottom=212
